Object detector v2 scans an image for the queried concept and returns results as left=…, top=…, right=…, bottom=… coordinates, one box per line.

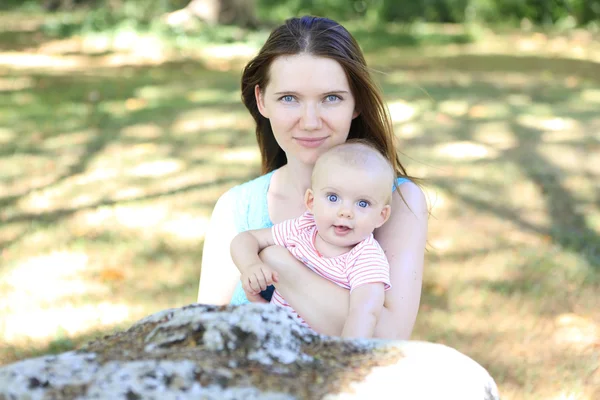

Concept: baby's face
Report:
left=307, top=162, right=391, bottom=250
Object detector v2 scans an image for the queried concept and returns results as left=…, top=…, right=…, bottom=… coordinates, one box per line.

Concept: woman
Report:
left=198, top=15, right=428, bottom=340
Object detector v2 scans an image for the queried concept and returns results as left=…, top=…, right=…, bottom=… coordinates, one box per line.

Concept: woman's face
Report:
left=255, top=54, right=358, bottom=166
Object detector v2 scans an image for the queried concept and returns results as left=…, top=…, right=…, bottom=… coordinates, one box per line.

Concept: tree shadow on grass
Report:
left=383, top=52, right=600, bottom=271
left=1, top=29, right=599, bottom=397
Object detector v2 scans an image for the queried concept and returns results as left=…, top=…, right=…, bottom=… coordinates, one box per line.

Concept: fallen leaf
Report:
left=125, top=98, right=147, bottom=111
left=99, top=267, right=126, bottom=282
left=435, top=113, right=453, bottom=125
left=565, top=76, right=579, bottom=88
left=468, top=105, right=487, bottom=118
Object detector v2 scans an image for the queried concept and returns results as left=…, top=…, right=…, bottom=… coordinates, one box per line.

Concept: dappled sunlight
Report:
left=135, top=83, right=195, bottom=103
left=0, top=127, right=16, bottom=145
left=2, top=301, right=137, bottom=344
left=37, top=37, right=86, bottom=55
left=127, top=159, right=184, bottom=178
left=517, top=115, right=580, bottom=132
left=41, top=130, right=94, bottom=151
left=422, top=186, right=449, bottom=216
left=548, top=392, right=593, bottom=400
left=199, top=43, right=259, bottom=61
left=541, top=129, right=587, bottom=143
left=0, top=251, right=134, bottom=345
left=468, top=101, right=511, bottom=120
left=15, top=169, right=120, bottom=213
left=102, top=99, right=136, bottom=118
left=434, top=141, right=499, bottom=160
left=553, top=313, right=599, bottom=350
left=161, top=213, right=210, bottom=241
left=186, top=88, right=240, bottom=104
left=0, top=154, right=57, bottom=181
left=0, top=155, right=64, bottom=206
left=387, top=100, right=418, bottom=123
left=75, top=203, right=209, bottom=242
left=113, top=32, right=164, bottom=60
left=218, top=146, right=260, bottom=164
left=538, top=144, right=590, bottom=174
left=0, top=251, right=106, bottom=304
left=7, top=91, right=36, bottom=107
left=395, top=122, right=424, bottom=139
left=428, top=237, right=455, bottom=253
left=114, top=204, right=170, bottom=229
left=0, top=222, right=28, bottom=246
left=0, top=52, right=85, bottom=70
left=181, top=145, right=228, bottom=162
left=580, top=88, right=600, bottom=103
left=0, top=76, right=33, bottom=91
left=171, top=109, right=249, bottom=135
left=0, top=41, right=174, bottom=72
left=90, top=143, right=172, bottom=169
left=121, top=123, right=164, bottom=139
left=438, top=99, right=470, bottom=117
left=506, top=93, right=533, bottom=106
left=472, top=122, right=517, bottom=150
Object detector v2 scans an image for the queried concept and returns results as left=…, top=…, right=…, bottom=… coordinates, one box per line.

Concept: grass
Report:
left=0, top=14, right=599, bottom=400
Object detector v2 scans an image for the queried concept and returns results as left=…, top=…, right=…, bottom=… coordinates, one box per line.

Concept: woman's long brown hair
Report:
left=240, top=15, right=409, bottom=180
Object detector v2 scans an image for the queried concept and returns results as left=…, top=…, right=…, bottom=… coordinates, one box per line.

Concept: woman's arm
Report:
left=373, top=181, right=428, bottom=340
left=263, top=182, right=427, bottom=339
left=198, top=191, right=241, bottom=305
left=341, top=283, right=385, bottom=338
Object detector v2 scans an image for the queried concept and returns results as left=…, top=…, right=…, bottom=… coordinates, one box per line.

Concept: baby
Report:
left=230, top=140, right=395, bottom=338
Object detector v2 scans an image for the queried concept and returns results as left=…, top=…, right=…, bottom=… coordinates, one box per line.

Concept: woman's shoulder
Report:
left=217, top=170, right=275, bottom=232
left=220, top=171, right=274, bottom=203
left=392, top=178, right=427, bottom=215
left=393, top=176, right=411, bottom=190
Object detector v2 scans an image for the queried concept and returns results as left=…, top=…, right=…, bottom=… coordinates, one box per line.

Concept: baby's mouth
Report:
left=333, top=225, right=352, bottom=235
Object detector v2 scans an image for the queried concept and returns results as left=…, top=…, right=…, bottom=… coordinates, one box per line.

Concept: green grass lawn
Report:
left=0, top=15, right=599, bottom=400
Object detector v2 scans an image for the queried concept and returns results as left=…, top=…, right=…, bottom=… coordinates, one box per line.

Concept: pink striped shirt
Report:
left=270, top=211, right=391, bottom=326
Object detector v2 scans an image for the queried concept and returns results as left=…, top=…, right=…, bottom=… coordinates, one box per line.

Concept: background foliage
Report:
left=2, top=0, right=600, bottom=29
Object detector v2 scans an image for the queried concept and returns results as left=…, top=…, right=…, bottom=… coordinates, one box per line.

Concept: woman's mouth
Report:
left=294, top=137, right=328, bottom=148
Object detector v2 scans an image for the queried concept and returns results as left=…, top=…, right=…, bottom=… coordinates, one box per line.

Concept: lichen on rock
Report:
left=143, top=303, right=316, bottom=365
left=0, top=303, right=500, bottom=400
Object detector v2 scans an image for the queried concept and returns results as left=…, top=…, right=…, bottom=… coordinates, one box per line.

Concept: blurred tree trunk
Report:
left=166, top=0, right=259, bottom=28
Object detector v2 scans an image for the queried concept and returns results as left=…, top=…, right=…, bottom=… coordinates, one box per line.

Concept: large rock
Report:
left=0, top=304, right=499, bottom=399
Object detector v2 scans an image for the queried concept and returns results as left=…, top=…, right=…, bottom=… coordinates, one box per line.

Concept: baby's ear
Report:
left=304, top=189, right=314, bottom=211
left=376, top=205, right=391, bottom=228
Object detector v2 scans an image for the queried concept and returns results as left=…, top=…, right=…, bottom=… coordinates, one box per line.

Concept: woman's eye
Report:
left=327, top=194, right=338, bottom=202
left=280, top=95, right=295, bottom=103
left=325, top=94, right=341, bottom=102
left=357, top=200, right=369, bottom=208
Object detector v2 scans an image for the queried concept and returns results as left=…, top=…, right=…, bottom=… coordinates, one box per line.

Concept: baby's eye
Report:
left=280, top=95, right=295, bottom=103
left=357, top=200, right=370, bottom=208
left=327, top=194, right=338, bottom=202
left=325, top=94, right=341, bottom=102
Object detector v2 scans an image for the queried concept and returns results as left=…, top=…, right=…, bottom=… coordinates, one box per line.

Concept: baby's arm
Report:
left=341, top=283, right=385, bottom=338
left=230, top=228, right=278, bottom=294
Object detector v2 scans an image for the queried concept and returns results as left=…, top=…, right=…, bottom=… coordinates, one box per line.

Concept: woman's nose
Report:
left=300, top=104, right=321, bottom=131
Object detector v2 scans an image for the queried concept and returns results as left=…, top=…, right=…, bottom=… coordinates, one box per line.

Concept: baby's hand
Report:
left=243, top=288, right=269, bottom=304
left=241, top=263, right=279, bottom=295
